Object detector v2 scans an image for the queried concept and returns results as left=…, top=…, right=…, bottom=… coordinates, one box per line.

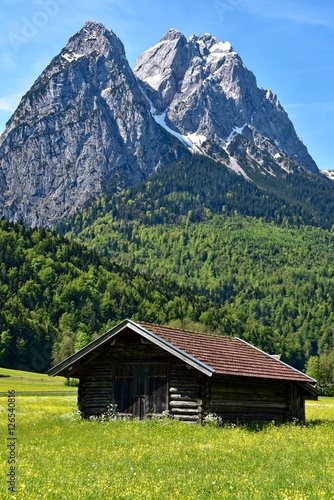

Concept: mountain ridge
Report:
left=0, top=21, right=329, bottom=228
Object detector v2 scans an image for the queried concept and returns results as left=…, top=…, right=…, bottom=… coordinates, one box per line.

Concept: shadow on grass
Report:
left=217, top=419, right=334, bottom=432
left=304, top=419, right=334, bottom=427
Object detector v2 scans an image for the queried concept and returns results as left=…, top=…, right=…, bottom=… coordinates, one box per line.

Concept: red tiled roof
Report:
left=138, top=322, right=315, bottom=384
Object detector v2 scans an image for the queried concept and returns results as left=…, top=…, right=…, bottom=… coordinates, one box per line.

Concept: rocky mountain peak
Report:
left=134, top=29, right=319, bottom=175
left=160, top=28, right=185, bottom=42
left=189, top=32, right=234, bottom=56
left=0, top=22, right=188, bottom=227
left=63, top=20, right=126, bottom=59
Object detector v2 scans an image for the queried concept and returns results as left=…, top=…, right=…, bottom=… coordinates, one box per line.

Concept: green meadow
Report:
left=1, top=369, right=333, bottom=499
left=0, top=367, right=77, bottom=393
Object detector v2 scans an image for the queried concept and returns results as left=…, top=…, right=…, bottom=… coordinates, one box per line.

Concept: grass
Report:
left=0, top=370, right=333, bottom=499
left=0, top=367, right=77, bottom=393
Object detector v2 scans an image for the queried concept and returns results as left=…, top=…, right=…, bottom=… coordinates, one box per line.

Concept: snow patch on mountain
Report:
left=186, top=132, right=207, bottom=148
left=210, top=40, right=232, bottom=54
left=152, top=110, right=207, bottom=154
left=153, top=111, right=192, bottom=148
left=227, top=124, right=248, bottom=143
left=61, top=52, right=85, bottom=63
left=321, top=170, right=334, bottom=181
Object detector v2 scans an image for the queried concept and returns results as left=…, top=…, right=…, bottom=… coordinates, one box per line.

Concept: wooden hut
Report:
left=48, top=319, right=317, bottom=423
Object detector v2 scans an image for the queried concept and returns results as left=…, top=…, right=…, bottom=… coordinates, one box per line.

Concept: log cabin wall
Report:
left=77, top=329, right=175, bottom=418
left=208, top=375, right=306, bottom=423
left=289, top=382, right=306, bottom=422
left=169, top=365, right=207, bottom=424
left=78, top=368, right=114, bottom=418
left=76, top=328, right=205, bottom=420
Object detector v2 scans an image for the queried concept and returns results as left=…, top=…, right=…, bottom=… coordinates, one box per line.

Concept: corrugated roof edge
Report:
left=236, top=337, right=317, bottom=385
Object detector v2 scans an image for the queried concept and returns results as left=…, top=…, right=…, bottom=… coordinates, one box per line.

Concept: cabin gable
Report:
left=75, top=328, right=205, bottom=421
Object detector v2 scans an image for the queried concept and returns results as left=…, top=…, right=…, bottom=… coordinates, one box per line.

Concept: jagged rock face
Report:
left=134, top=29, right=318, bottom=175
left=0, top=21, right=187, bottom=227
left=0, top=23, right=320, bottom=228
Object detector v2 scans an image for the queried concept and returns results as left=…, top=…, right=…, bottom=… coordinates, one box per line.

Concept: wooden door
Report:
left=113, top=365, right=135, bottom=416
left=147, top=364, right=168, bottom=415
left=113, top=364, right=168, bottom=418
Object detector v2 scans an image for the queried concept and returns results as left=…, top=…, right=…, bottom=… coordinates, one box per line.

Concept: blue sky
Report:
left=0, top=0, right=333, bottom=170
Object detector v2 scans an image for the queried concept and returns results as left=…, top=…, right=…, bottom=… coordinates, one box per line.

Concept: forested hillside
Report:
left=0, top=219, right=245, bottom=372
left=2, top=156, right=334, bottom=385
left=59, top=156, right=334, bottom=232
left=58, top=158, right=334, bottom=385
left=63, top=213, right=334, bottom=379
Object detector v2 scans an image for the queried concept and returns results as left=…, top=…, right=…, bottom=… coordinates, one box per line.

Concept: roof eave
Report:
left=300, top=382, right=319, bottom=399
left=235, top=337, right=318, bottom=385
left=47, top=318, right=131, bottom=377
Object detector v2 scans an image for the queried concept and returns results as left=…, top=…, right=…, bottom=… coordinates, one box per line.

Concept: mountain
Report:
left=0, top=21, right=188, bottom=228
left=134, top=29, right=319, bottom=177
left=0, top=21, right=329, bottom=228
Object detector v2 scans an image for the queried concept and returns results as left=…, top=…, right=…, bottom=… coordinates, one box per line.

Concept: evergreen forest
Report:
left=1, top=155, right=334, bottom=389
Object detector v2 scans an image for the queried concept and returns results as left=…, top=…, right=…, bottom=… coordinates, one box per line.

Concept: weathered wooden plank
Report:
left=82, top=388, right=113, bottom=393
left=211, top=379, right=287, bottom=388
left=211, top=387, right=286, bottom=398
left=82, top=382, right=114, bottom=388
left=81, top=375, right=114, bottom=382
left=82, top=389, right=112, bottom=395
left=169, top=400, right=201, bottom=408
left=81, top=395, right=113, bottom=401
left=81, top=399, right=113, bottom=405
left=80, top=400, right=111, bottom=413
left=81, top=391, right=112, bottom=397
left=209, top=400, right=287, bottom=408
left=171, top=408, right=201, bottom=414
left=169, top=386, right=199, bottom=391
left=172, top=414, right=199, bottom=421
left=209, top=409, right=286, bottom=419
left=170, top=394, right=198, bottom=401
left=210, top=394, right=286, bottom=403
left=169, top=380, right=199, bottom=386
